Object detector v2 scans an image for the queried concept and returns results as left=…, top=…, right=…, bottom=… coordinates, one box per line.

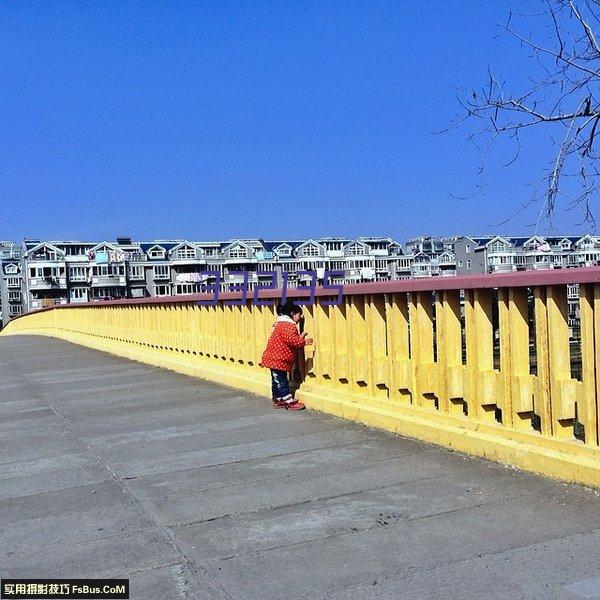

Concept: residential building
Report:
left=3, top=233, right=599, bottom=327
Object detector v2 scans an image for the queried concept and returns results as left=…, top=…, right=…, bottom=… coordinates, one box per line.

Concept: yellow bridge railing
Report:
left=4, top=268, right=600, bottom=487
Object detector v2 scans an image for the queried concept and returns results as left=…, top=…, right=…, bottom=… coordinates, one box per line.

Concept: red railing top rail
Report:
left=10, top=266, right=600, bottom=321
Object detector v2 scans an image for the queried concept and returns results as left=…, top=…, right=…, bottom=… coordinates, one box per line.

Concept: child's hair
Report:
left=276, top=302, right=303, bottom=317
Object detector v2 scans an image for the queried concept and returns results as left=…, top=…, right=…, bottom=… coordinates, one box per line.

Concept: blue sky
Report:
left=1, top=0, right=592, bottom=242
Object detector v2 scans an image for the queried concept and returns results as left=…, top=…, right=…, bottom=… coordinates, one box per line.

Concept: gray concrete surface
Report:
left=1, top=335, right=600, bottom=599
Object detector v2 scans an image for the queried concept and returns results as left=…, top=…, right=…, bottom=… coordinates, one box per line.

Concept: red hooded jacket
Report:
left=260, top=315, right=307, bottom=372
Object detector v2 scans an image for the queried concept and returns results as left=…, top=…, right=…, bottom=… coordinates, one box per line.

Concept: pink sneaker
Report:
left=272, top=398, right=287, bottom=409
left=284, top=399, right=306, bottom=411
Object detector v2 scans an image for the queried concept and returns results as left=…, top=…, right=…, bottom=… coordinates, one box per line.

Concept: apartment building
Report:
left=2, top=233, right=599, bottom=326
left=9, top=236, right=409, bottom=318
left=467, top=235, right=600, bottom=274
left=0, top=242, right=24, bottom=328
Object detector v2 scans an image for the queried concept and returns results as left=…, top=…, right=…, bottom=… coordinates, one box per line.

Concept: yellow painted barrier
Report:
left=4, top=269, right=600, bottom=487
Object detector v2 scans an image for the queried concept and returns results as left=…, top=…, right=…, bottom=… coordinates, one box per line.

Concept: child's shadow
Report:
left=291, top=348, right=315, bottom=395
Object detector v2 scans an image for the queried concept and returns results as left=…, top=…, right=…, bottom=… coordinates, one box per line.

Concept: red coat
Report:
left=260, top=317, right=306, bottom=372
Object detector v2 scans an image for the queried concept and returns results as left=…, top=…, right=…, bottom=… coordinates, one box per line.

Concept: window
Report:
left=7, top=277, right=20, bottom=287
left=9, top=305, right=22, bottom=316
left=8, top=291, right=20, bottom=301
left=129, top=265, right=144, bottom=279
left=458, top=260, right=463, bottom=267
left=277, top=245, right=291, bottom=256
left=229, top=246, right=248, bottom=259
left=466, top=260, right=471, bottom=269
left=92, top=265, right=123, bottom=277
left=302, top=244, right=319, bottom=256
left=176, top=246, right=196, bottom=260
left=347, top=244, right=364, bottom=256
left=489, top=241, right=508, bottom=252
left=282, top=262, right=298, bottom=272
left=149, top=248, right=165, bottom=259
left=153, top=265, right=170, bottom=279
left=174, top=283, right=199, bottom=295
left=155, top=284, right=170, bottom=296
left=69, top=266, right=87, bottom=281
left=465, top=245, right=471, bottom=253
left=70, top=288, right=88, bottom=301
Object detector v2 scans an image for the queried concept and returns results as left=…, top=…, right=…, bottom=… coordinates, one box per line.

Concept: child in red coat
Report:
left=259, top=302, right=313, bottom=410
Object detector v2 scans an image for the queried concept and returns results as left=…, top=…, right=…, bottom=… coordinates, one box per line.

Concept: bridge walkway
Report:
left=1, top=335, right=600, bottom=599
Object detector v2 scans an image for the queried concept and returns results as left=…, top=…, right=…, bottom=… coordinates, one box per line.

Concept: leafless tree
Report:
left=451, top=0, right=600, bottom=227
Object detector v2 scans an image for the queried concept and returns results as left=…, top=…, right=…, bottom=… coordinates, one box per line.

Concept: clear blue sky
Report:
left=0, top=0, right=591, bottom=242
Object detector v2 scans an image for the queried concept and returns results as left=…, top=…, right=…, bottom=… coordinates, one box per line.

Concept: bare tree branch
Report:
left=446, top=0, right=600, bottom=224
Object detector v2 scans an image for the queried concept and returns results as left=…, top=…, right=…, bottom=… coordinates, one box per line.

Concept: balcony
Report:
left=153, top=270, right=171, bottom=280
left=28, top=277, right=67, bottom=290
left=29, top=298, right=68, bottom=310
left=69, top=274, right=88, bottom=282
left=128, top=271, right=146, bottom=280
left=91, top=275, right=127, bottom=287
left=127, top=253, right=146, bottom=262
left=488, top=264, right=516, bottom=273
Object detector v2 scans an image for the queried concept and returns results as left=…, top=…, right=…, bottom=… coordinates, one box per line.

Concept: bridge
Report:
left=3, top=269, right=600, bottom=598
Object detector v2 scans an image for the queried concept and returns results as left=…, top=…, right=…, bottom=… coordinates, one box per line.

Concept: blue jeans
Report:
left=270, top=369, right=291, bottom=400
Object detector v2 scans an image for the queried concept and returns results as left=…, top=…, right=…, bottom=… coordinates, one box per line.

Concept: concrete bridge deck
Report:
left=2, top=335, right=600, bottom=600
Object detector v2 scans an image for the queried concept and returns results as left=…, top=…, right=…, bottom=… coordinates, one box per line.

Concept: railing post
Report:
left=409, top=291, right=436, bottom=409
left=579, top=283, right=599, bottom=445
left=547, top=285, right=576, bottom=439
left=366, top=293, right=388, bottom=399
left=332, top=297, right=350, bottom=391
left=385, top=292, right=411, bottom=404
left=347, top=295, right=368, bottom=395
left=498, top=287, right=531, bottom=430
left=437, top=289, right=463, bottom=415
left=465, top=289, right=496, bottom=422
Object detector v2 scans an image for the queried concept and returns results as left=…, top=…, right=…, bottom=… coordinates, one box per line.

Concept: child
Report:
left=259, top=302, right=313, bottom=410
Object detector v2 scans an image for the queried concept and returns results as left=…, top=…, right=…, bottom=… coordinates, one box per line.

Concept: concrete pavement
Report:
left=1, top=335, right=600, bottom=599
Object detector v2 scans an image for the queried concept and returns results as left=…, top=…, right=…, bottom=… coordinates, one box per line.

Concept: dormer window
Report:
left=229, top=245, right=248, bottom=259
left=175, top=246, right=196, bottom=260
left=302, top=244, right=319, bottom=257
left=149, top=247, right=165, bottom=259
left=347, top=244, right=364, bottom=256
left=489, top=240, right=509, bottom=252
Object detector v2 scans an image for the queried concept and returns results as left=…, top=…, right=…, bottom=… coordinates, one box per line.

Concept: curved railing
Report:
left=4, top=267, right=600, bottom=486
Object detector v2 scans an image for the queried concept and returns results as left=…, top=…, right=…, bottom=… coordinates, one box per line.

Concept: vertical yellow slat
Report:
left=385, top=292, right=410, bottom=404
left=465, top=288, right=495, bottom=422
left=579, top=284, right=598, bottom=445
left=347, top=295, right=367, bottom=394
left=409, top=291, right=435, bottom=409
left=366, top=293, right=388, bottom=399
left=547, top=285, right=575, bottom=439
left=595, top=285, right=600, bottom=444
left=332, top=297, right=351, bottom=390
left=438, top=289, right=462, bottom=415
left=499, top=288, right=531, bottom=430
